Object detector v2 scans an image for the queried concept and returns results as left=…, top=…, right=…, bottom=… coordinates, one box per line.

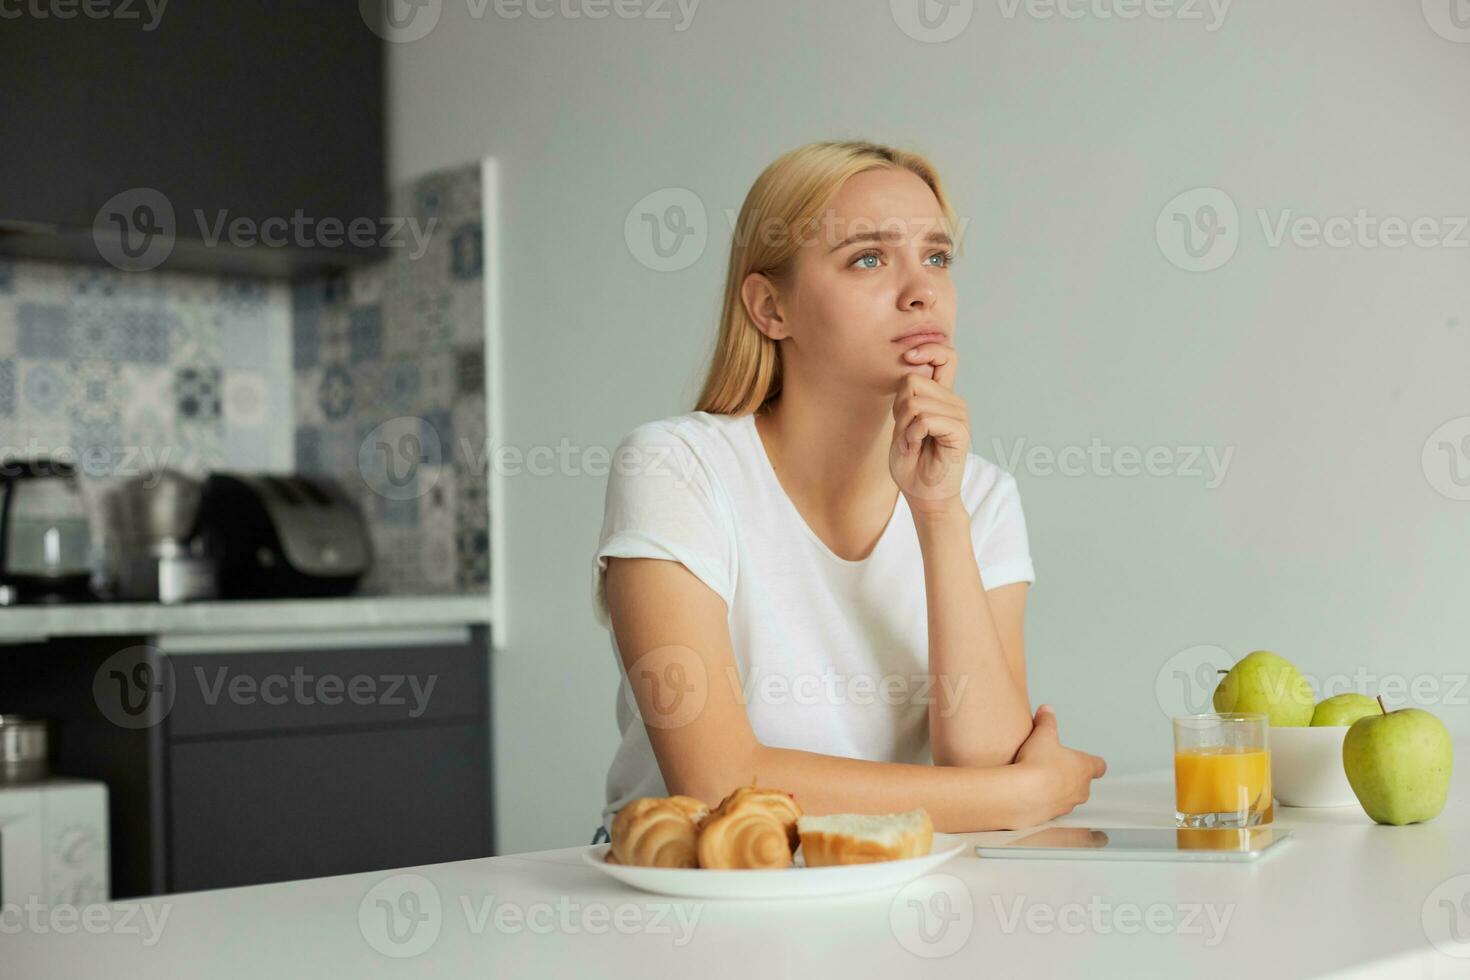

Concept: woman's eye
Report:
left=851, top=251, right=880, bottom=269
left=928, top=251, right=955, bottom=268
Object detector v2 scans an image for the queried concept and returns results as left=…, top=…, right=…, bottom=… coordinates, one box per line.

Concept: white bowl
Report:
left=1269, top=724, right=1361, bottom=807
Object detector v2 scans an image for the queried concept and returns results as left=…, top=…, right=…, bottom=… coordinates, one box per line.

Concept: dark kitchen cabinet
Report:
left=0, top=627, right=494, bottom=898
left=0, top=1, right=385, bottom=277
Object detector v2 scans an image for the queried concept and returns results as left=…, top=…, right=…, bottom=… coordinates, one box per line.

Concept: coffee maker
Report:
left=0, top=459, right=96, bottom=604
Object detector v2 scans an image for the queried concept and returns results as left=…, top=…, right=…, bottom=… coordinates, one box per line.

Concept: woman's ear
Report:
left=741, top=271, right=790, bottom=342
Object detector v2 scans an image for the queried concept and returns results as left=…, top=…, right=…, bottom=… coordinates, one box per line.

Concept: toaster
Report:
left=194, top=473, right=372, bottom=598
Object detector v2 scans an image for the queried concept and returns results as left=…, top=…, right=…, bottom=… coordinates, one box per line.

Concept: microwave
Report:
left=0, top=777, right=109, bottom=906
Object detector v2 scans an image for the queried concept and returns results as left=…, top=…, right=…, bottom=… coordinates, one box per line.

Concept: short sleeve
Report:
left=970, top=466, right=1036, bottom=591
left=591, top=422, right=736, bottom=631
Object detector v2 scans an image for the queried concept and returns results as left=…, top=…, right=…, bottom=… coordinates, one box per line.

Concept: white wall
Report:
left=385, top=0, right=1470, bottom=854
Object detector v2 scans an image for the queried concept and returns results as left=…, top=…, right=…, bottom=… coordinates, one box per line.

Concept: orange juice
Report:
left=1174, top=747, right=1272, bottom=820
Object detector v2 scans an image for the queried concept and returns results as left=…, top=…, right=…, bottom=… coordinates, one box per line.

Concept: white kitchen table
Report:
left=7, top=740, right=1469, bottom=979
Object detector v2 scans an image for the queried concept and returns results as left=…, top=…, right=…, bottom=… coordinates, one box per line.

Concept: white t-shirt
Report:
left=590, top=410, right=1036, bottom=833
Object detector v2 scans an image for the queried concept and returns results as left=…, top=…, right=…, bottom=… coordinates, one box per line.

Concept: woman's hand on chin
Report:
left=890, top=341, right=969, bottom=514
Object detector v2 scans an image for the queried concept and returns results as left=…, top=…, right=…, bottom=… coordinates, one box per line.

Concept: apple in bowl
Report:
left=1268, top=693, right=1383, bottom=807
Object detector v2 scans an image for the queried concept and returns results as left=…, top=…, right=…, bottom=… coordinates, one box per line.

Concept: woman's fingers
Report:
left=903, top=342, right=959, bottom=389
left=901, top=411, right=967, bottom=455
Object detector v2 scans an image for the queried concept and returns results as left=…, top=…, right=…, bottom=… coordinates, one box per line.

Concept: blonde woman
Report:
left=591, top=140, right=1106, bottom=841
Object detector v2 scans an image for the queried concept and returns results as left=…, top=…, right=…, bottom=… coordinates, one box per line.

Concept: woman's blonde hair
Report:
left=693, top=140, right=960, bottom=416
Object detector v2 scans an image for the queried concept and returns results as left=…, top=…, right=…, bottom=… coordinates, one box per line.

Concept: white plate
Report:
left=581, top=834, right=966, bottom=900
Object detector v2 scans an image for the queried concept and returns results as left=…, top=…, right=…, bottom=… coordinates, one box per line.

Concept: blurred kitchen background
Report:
left=2, top=0, right=1469, bottom=908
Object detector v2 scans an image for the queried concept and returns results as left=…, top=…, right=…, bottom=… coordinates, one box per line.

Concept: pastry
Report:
left=608, top=795, right=710, bottom=868
left=797, top=809, right=933, bottom=867
left=709, top=782, right=802, bottom=850
left=696, top=806, right=793, bottom=869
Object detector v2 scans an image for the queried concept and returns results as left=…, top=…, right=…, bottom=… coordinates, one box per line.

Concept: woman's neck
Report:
left=755, top=381, right=898, bottom=520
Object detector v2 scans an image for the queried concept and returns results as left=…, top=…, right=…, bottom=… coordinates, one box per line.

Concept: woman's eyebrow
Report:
left=828, top=228, right=954, bottom=252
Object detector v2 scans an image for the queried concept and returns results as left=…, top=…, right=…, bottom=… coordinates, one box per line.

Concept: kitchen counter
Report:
left=8, top=740, right=1469, bottom=979
left=0, top=594, right=492, bottom=642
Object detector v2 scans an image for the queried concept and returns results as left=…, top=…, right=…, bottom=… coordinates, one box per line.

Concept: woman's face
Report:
left=752, top=167, right=957, bottom=395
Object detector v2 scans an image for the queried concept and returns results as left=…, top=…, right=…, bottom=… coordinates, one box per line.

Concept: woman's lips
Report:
left=893, top=331, right=946, bottom=346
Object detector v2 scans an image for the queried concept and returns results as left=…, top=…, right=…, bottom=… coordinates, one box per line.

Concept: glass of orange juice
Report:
left=1173, top=713, right=1272, bottom=829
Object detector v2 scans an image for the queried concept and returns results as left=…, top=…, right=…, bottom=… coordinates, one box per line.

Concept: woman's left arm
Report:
left=891, top=342, right=1035, bottom=767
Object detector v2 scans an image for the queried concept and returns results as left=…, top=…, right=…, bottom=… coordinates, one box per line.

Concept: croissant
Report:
left=609, top=796, right=710, bottom=868
left=696, top=806, right=793, bottom=869
left=710, top=783, right=802, bottom=851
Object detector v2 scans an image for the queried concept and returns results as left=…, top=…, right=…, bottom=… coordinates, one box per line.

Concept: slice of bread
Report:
left=797, top=809, right=934, bottom=867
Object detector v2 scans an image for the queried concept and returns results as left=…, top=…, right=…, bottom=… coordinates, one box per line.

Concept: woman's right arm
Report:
left=603, top=555, right=1107, bottom=833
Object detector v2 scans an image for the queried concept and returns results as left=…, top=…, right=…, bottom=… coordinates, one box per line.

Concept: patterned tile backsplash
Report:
left=0, top=258, right=292, bottom=480
left=0, top=160, right=492, bottom=598
left=291, top=162, right=490, bottom=595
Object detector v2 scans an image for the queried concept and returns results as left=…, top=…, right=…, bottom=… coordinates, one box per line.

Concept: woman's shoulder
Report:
left=612, top=411, right=752, bottom=470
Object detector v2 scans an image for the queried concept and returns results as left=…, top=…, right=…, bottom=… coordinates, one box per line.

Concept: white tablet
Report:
left=975, top=826, right=1291, bottom=863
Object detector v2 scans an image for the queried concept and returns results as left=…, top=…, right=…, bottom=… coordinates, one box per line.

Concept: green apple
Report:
left=1311, top=693, right=1382, bottom=727
left=1342, top=696, right=1453, bottom=825
left=1213, top=650, right=1315, bottom=727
